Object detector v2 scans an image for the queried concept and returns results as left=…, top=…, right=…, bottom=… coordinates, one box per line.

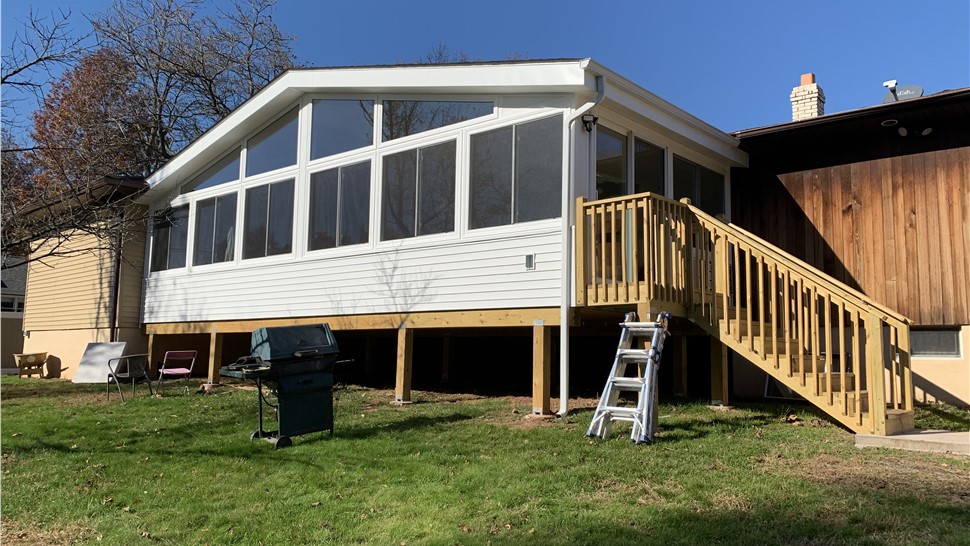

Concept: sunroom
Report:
left=139, top=58, right=747, bottom=414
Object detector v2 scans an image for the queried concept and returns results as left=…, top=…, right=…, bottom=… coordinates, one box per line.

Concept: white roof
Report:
left=142, top=58, right=744, bottom=202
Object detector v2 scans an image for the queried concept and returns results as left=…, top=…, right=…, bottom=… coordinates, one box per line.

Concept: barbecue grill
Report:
left=220, top=323, right=340, bottom=448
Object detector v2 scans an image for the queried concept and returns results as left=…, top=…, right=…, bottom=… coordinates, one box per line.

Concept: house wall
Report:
left=145, top=225, right=562, bottom=323
left=732, top=146, right=969, bottom=326
left=24, top=232, right=115, bottom=331
left=1, top=315, right=24, bottom=372
left=21, top=228, right=148, bottom=379
left=911, top=325, right=970, bottom=406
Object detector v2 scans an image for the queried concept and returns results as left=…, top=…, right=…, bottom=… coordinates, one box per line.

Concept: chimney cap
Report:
left=800, top=73, right=816, bottom=86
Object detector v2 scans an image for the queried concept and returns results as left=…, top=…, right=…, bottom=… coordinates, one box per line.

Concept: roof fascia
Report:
left=586, top=60, right=747, bottom=167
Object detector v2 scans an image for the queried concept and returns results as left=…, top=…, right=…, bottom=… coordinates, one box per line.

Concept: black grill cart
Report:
left=220, top=324, right=340, bottom=448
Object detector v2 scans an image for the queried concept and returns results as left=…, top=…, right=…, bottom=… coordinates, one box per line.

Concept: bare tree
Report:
left=3, top=48, right=151, bottom=267
left=90, top=0, right=295, bottom=161
left=1, top=9, right=90, bottom=134
left=1, top=0, right=294, bottom=268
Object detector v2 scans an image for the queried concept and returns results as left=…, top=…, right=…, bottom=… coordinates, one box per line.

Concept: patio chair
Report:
left=157, top=350, right=199, bottom=394
left=106, top=354, right=153, bottom=402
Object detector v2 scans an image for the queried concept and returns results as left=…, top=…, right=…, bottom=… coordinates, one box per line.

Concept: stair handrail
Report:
left=683, top=200, right=911, bottom=327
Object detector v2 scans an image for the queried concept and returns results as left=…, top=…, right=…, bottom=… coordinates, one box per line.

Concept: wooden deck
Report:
left=576, top=192, right=915, bottom=436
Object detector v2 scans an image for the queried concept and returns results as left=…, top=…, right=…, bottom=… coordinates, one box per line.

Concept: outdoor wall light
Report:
left=582, top=114, right=599, bottom=132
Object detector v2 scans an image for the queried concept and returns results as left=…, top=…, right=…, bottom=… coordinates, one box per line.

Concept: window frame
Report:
left=192, top=191, right=239, bottom=267
left=241, top=177, right=297, bottom=261
left=465, top=112, right=565, bottom=233
left=149, top=204, right=190, bottom=273
left=911, top=328, right=964, bottom=359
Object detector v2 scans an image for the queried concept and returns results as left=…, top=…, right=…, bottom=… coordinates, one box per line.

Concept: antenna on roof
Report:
left=883, top=80, right=923, bottom=103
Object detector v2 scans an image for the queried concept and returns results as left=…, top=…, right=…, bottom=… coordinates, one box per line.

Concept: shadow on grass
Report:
left=916, top=403, right=970, bottom=430
left=521, top=497, right=970, bottom=546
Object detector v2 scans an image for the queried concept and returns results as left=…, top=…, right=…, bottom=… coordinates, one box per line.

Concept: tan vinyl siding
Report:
left=23, top=231, right=116, bottom=331
left=117, top=210, right=147, bottom=328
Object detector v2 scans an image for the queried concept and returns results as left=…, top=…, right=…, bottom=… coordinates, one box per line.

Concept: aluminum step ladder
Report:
left=586, top=311, right=670, bottom=444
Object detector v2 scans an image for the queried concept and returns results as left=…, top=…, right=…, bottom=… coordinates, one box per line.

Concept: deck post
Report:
left=575, top=197, right=587, bottom=306
left=147, top=331, right=157, bottom=377
left=441, top=334, right=452, bottom=381
left=865, top=314, right=887, bottom=435
left=208, top=329, right=223, bottom=384
left=532, top=324, right=552, bottom=414
left=673, top=335, right=688, bottom=396
left=710, top=339, right=729, bottom=405
left=364, top=336, right=376, bottom=376
left=395, top=326, right=414, bottom=404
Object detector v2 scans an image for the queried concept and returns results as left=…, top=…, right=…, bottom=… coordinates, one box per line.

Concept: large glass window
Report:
left=193, top=193, right=237, bottom=266
left=673, top=155, right=725, bottom=216
left=246, top=108, right=298, bottom=177
left=382, top=141, right=456, bottom=241
left=308, top=161, right=371, bottom=250
left=469, top=115, right=562, bottom=229
left=311, top=99, right=374, bottom=160
left=150, top=205, right=189, bottom=272
left=634, top=138, right=664, bottom=195
left=382, top=100, right=492, bottom=141
left=243, top=179, right=294, bottom=259
left=595, top=127, right=627, bottom=199
left=514, top=116, right=562, bottom=222
left=181, top=148, right=240, bottom=194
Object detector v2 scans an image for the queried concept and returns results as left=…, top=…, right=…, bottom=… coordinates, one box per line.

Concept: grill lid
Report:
left=251, top=324, right=339, bottom=362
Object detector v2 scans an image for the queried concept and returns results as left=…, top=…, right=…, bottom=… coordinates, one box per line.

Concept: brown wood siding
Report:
left=733, top=146, right=970, bottom=326
left=23, top=232, right=116, bottom=331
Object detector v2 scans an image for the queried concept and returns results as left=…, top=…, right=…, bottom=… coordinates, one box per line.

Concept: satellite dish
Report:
left=883, top=84, right=924, bottom=104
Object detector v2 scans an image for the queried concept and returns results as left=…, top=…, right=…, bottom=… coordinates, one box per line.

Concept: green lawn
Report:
left=2, top=376, right=968, bottom=545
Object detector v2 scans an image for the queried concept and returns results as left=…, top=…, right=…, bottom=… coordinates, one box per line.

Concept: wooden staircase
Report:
left=576, top=193, right=915, bottom=436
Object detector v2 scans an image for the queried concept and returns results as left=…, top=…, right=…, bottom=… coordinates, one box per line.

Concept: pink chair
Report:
left=157, top=350, right=199, bottom=394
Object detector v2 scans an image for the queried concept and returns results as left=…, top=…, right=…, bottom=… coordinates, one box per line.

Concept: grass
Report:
left=2, top=376, right=969, bottom=545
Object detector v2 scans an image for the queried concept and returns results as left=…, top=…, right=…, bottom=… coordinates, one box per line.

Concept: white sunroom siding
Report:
left=143, top=226, right=562, bottom=323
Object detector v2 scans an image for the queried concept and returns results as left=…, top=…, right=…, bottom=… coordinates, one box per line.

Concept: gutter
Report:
left=558, top=73, right=605, bottom=417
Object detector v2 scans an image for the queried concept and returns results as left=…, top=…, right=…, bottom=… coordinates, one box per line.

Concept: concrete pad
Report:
left=856, top=429, right=970, bottom=456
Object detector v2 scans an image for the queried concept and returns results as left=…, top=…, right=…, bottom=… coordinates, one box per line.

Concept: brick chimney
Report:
left=790, top=73, right=825, bottom=121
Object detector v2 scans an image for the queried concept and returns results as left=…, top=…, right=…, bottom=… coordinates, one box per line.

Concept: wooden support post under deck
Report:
left=532, top=325, right=552, bottom=415
left=395, top=326, right=414, bottom=403
left=364, top=336, right=375, bottom=376
left=673, top=335, right=688, bottom=396
left=441, top=335, right=451, bottom=381
left=710, top=339, right=729, bottom=405
left=208, top=329, right=223, bottom=384
left=147, top=331, right=157, bottom=377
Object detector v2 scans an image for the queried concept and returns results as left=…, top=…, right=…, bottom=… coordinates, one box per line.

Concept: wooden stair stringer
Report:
left=688, top=308, right=876, bottom=435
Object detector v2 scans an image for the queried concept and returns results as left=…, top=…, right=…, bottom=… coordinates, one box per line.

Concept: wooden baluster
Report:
left=733, top=240, right=741, bottom=343
left=797, top=277, right=805, bottom=386
left=898, top=323, right=912, bottom=411
left=838, top=301, right=847, bottom=416
left=783, top=269, right=792, bottom=375
left=619, top=201, right=628, bottom=302
left=769, top=261, right=777, bottom=368
left=598, top=205, right=606, bottom=304
left=824, top=294, right=832, bottom=405
left=890, top=327, right=899, bottom=410
left=852, top=309, right=862, bottom=426
left=811, top=286, right=819, bottom=396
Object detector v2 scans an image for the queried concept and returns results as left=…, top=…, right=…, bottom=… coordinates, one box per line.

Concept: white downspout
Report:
left=559, top=74, right=604, bottom=417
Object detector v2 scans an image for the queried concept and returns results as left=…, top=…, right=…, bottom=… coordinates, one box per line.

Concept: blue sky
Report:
left=3, top=0, right=968, bottom=132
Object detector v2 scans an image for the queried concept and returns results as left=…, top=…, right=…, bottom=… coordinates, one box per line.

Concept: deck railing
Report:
left=576, top=193, right=913, bottom=434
